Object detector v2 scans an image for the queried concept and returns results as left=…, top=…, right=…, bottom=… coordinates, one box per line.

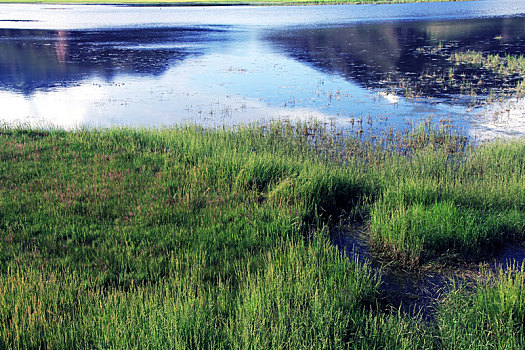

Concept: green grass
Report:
left=1, top=122, right=525, bottom=348
left=0, top=123, right=381, bottom=348
left=367, top=128, right=525, bottom=263
left=438, top=264, right=525, bottom=349
left=383, top=46, right=525, bottom=105
left=451, top=51, right=525, bottom=77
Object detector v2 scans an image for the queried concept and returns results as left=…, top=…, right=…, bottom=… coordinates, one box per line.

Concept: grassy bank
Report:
left=1, top=122, right=525, bottom=348
left=0, top=0, right=473, bottom=5
left=0, top=123, right=381, bottom=348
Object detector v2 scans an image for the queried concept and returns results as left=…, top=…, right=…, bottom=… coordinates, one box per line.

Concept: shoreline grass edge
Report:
left=1, top=121, right=525, bottom=348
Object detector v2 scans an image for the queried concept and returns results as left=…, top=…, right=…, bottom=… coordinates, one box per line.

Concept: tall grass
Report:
left=0, top=123, right=380, bottom=348
left=438, top=264, right=525, bottom=349
left=369, top=135, right=525, bottom=263
left=1, top=122, right=525, bottom=348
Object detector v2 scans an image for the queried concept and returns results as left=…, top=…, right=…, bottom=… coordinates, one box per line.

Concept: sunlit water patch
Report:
left=0, top=1, right=525, bottom=139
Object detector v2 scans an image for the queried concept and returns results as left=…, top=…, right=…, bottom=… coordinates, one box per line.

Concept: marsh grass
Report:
left=451, top=51, right=525, bottom=78
left=1, top=121, right=525, bottom=348
left=0, top=123, right=382, bottom=348
left=437, top=264, right=525, bottom=349
left=369, top=136, right=525, bottom=264
left=382, top=46, right=525, bottom=106
left=450, top=50, right=525, bottom=99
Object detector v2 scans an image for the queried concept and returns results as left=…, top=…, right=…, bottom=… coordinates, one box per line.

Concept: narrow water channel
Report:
left=331, top=225, right=525, bottom=320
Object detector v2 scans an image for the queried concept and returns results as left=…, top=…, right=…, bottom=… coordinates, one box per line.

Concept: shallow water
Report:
left=331, top=227, right=451, bottom=320
left=332, top=226, right=525, bottom=320
left=1, top=1, right=525, bottom=139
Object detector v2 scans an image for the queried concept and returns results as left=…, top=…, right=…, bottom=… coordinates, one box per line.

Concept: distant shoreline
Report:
left=0, top=0, right=474, bottom=7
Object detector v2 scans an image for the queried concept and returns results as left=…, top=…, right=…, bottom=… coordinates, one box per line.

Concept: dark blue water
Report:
left=1, top=1, right=525, bottom=139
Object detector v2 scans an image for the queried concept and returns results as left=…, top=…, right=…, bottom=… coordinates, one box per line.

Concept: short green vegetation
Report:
left=1, top=122, right=525, bottom=348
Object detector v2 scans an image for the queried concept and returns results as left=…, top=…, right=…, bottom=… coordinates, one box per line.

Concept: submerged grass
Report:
left=382, top=45, right=525, bottom=106
left=450, top=50, right=525, bottom=98
left=1, top=121, right=525, bottom=348
left=451, top=51, right=525, bottom=78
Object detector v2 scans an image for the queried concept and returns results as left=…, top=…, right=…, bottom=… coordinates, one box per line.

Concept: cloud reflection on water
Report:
left=0, top=27, right=229, bottom=95
left=1, top=5, right=525, bottom=139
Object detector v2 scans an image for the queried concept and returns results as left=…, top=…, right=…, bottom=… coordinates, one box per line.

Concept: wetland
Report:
left=2, top=1, right=525, bottom=348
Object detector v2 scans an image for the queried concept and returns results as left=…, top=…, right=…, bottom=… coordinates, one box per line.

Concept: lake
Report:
left=1, top=0, right=525, bottom=140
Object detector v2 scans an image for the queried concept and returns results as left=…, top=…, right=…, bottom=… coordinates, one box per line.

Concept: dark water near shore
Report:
left=1, top=1, right=525, bottom=139
left=332, top=226, right=525, bottom=320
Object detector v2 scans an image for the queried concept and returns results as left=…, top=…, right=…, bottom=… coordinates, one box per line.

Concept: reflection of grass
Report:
left=1, top=121, right=525, bottom=348
left=0, top=0, right=474, bottom=5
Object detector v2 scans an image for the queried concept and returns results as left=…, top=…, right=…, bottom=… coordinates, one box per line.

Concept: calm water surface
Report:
left=1, top=0, right=525, bottom=139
